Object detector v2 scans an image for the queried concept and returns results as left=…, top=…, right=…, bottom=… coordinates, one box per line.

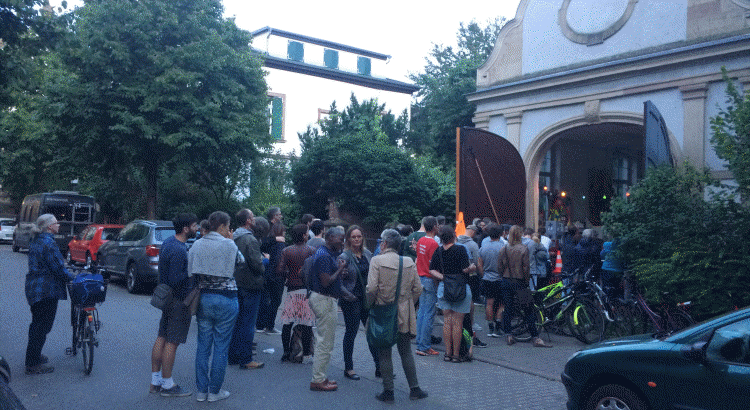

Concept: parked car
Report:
left=562, top=306, right=750, bottom=410
left=0, top=218, right=15, bottom=243
left=97, top=220, right=175, bottom=294
left=67, top=224, right=124, bottom=268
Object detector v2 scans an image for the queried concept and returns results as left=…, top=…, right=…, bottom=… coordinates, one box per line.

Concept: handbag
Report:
left=366, top=256, right=403, bottom=349
left=150, top=283, right=173, bottom=310
left=182, top=286, right=201, bottom=316
left=438, top=247, right=466, bottom=303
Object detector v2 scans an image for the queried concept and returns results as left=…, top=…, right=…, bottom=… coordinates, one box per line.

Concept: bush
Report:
left=602, top=164, right=750, bottom=320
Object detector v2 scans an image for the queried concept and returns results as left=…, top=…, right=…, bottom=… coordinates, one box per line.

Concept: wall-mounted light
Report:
left=561, top=191, right=567, bottom=197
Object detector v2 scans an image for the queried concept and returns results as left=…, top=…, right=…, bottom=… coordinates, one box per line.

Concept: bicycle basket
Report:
left=69, top=272, right=107, bottom=306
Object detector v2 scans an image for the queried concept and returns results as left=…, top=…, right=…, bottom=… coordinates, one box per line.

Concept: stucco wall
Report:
left=265, top=68, right=413, bottom=156
left=522, top=0, right=687, bottom=75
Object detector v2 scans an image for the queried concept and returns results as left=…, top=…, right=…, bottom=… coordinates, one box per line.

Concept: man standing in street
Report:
left=150, top=213, right=198, bottom=397
left=308, top=227, right=356, bottom=391
left=414, top=216, right=440, bottom=356
left=228, top=209, right=265, bottom=369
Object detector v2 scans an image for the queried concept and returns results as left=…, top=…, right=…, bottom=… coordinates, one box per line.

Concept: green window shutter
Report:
left=287, top=41, right=304, bottom=62
left=357, top=56, right=371, bottom=76
left=270, top=97, right=283, bottom=140
left=324, top=49, right=338, bottom=69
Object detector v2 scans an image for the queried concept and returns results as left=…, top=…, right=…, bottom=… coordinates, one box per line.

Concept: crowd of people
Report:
left=23, top=207, right=615, bottom=403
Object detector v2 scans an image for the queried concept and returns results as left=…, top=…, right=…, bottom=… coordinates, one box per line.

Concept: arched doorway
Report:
left=524, top=112, right=681, bottom=233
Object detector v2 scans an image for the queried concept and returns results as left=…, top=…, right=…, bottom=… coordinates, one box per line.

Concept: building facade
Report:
left=468, top=0, right=750, bottom=230
left=250, top=27, right=419, bottom=156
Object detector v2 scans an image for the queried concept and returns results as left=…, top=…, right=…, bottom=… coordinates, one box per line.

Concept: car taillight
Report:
left=146, top=245, right=160, bottom=257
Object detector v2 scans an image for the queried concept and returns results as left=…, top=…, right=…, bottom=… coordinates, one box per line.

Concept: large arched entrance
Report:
left=524, top=112, right=681, bottom=233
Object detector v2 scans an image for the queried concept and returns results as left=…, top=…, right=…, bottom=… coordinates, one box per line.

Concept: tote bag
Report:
left=366, top=257, right=403, bottom=349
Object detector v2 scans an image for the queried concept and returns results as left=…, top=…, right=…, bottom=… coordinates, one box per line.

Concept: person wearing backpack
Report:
left=277, top=224, right=316, bottom=363
left=367, top=229, right=427, bottom=403
left=308, top=227, right=356, bottom=392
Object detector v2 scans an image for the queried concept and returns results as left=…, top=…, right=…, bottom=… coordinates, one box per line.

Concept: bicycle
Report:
left=615, top=271, right=695, bottom=337
left=508, top=270, right=605, bottom=344
left=65, top=269, right=107, bottom=375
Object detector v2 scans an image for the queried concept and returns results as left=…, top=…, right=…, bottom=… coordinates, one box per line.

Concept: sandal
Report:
left=240, top=361, right=265, bottom=369
left=443, top=354, right=452, bottom=362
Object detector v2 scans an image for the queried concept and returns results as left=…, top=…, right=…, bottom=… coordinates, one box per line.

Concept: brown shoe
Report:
left=239, top=361, right=265, bottom=369
left=310, top=380, right=338, bottom=391
left=532, top=337, right=553, bottom=348
left=149, top=384, right=161, bottom=393
left=506, top=335, right=516, bottom=346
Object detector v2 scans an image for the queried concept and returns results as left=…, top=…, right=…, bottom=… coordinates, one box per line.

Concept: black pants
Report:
left=257, top=280, right=284, bottom=331
left=340, top=298, right=379, bottom=372
left=26, top=298, right=59, bottom=367
left=500, top=279, right=539, bottom=338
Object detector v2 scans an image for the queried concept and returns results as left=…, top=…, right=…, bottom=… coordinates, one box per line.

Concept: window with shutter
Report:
left=324, top=49, right=338, bottom=69
left=357, top=56, right=371, bottom=76
left=268, top=94, right=285, bottom=141
left=288, top=41, right=304, bottom=62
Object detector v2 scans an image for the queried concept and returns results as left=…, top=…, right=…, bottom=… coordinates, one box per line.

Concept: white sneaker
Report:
left=207, top=390, right=230, bottom=402
left=196, top=392, right=207, bottom=402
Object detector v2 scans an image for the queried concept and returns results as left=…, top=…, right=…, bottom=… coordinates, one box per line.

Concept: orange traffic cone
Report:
left=550, top=250, right=562, bottom=284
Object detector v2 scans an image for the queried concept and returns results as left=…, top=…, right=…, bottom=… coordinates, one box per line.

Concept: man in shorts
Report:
left=150, top=213, right=198, bottom=397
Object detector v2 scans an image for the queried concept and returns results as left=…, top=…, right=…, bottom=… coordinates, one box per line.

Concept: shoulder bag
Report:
left=344, top=250, right=368, bottom=307
left=150, top=283, right=173, bottom=310
left=440, top=247, right=466, bottom=303
left=366, top=256, right=403, bottom=349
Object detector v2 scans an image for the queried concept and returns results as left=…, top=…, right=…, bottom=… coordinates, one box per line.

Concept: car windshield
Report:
left=154, top=228, right=176, bottom=242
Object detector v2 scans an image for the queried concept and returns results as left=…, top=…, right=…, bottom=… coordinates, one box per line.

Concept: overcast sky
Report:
left=56, top=0, right=522, bottom=83
left=223, top=0, right=522, bottom=82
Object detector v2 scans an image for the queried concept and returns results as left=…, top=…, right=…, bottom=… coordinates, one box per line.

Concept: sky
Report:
left=54, top=0, right=523, bottom=83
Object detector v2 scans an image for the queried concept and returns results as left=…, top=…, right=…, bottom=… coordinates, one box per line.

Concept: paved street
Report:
left=1, top=245, right=578, bottom=409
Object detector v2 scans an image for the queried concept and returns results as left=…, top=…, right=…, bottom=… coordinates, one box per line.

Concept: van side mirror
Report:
left=682, top=341, right=708, bottom=363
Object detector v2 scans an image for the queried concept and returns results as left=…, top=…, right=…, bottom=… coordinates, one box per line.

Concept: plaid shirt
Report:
left=25, top=232, right=74, bottom=306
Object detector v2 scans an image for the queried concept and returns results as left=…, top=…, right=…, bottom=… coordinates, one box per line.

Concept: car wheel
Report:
left=126, top=263, right=140, bottom=294
left=12, top=237, right=19, bottom=252
left=585, top=384, right=648, bottom=410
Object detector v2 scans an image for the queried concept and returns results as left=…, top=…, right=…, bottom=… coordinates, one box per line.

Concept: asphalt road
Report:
left=0, top=244, right=570, bottom=410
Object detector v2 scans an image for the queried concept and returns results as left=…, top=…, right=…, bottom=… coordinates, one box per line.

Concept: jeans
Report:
left=378, top=333, right=419, bottom=391
left=228, top=288, right=261, bottom=365
left=415, top=277, right=437, bottom=351
left=26, top=298, right=58, bottom=367
left=196, top=293, right=238, bottom=395
left=500, top=279, right=539, bottom=338
left=340, top=298, right=379, bottom=372
left=309, top=292, right=337, bottom=383
left=257, top=280, right=283, bottom=331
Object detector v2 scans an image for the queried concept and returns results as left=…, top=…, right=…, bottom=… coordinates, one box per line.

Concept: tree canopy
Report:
left=47, top=0, right=270, bottom=219
left=408, top=18, right=504, bottom=170
left=292, top=95, right=454, bottom=229
left=710, top=69, right=750, bottom=200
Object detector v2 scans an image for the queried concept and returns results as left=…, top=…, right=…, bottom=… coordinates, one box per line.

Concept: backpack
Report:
left=289, top=324, right=304, bottom=363
left=303, top=253, right=318, bottom=298
left=458, top=313, right=473, bottom=362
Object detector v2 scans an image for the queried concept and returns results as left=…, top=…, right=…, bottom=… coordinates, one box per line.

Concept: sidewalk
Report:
left=429, top=305, right=585, bottom=381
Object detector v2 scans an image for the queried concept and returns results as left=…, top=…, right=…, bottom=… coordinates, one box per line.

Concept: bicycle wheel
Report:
left=666, top=309, right=695, bottom=333
left=568, top=297, right=605, bottom=344
left=605, top=300, right=631, bottom=339
left=509, top=305, right=543, bottom=342
left=81, top=324, right=94, bottom=375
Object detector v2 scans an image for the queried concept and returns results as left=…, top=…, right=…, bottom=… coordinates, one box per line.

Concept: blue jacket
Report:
left=25, top=232, right=74, bottom=306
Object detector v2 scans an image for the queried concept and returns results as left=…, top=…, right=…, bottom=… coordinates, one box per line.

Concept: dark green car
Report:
left=562, top=306, right=750, bottom=410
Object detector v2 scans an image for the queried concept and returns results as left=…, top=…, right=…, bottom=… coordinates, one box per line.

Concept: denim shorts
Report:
left=436, top=282, right=472, bottom=314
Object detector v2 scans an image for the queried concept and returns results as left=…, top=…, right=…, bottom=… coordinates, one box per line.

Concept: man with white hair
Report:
left=24, top=214, right=75, bottom=375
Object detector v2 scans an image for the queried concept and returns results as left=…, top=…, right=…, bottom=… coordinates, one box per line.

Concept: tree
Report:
left=408, top=18, right=504, bottom=169
left=710, top=69, right=750, bottom=200
left=48, top=0, right=270, bottom=219
left=292, top=96, right=454, bottom=229
left=602, top=165, right=750, bottom=320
